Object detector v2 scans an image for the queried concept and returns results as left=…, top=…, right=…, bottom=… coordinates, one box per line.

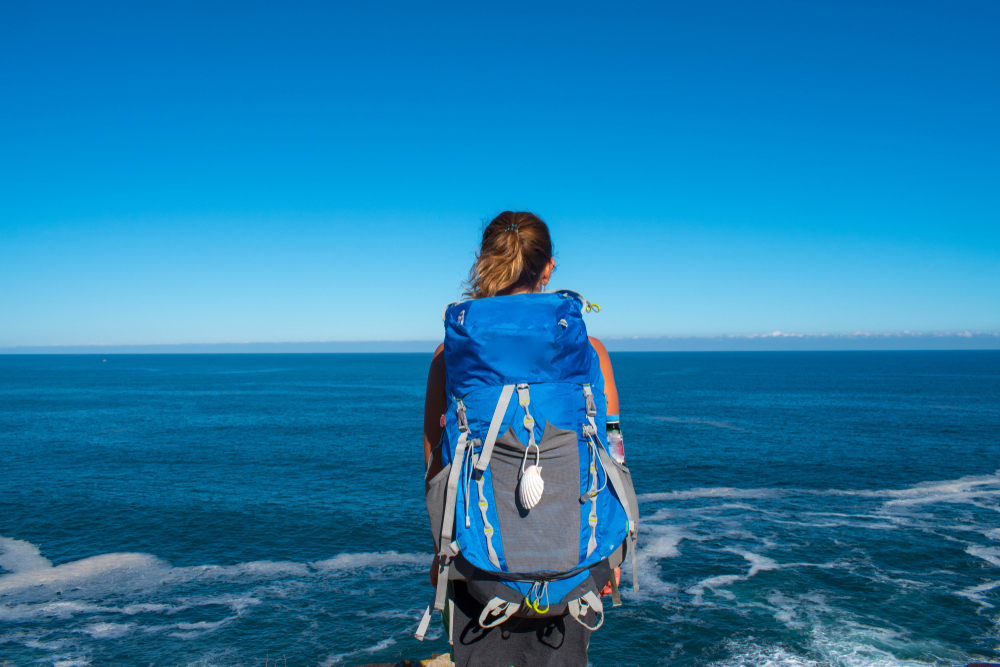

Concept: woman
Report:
left=422, top=211, right=622, bottom=667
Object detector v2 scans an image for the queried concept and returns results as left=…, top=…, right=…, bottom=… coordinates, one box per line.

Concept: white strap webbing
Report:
left=567, top=591, right=605, bottom=631
left=478, top=597, right=518, bottom=628
left=474, top=384, right=516, bottom=472
left=415, top=602, right=434, bottom=640
left=440, top=433, right=469, bottom=553
left=433, top=429, right=470, bottom=613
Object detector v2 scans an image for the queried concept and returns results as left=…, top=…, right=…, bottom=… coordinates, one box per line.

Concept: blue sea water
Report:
left=1, top=351, right=998, bottom=667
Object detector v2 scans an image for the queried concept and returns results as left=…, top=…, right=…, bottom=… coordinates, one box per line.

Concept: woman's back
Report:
left=421, top=212, right=638, bottom=667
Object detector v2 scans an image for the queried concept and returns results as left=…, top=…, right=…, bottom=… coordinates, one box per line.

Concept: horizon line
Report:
left=2, top=330, right=998, bottom=354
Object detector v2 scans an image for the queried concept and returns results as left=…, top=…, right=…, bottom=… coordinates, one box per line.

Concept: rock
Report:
left=355, top=653, right=454, bottom=667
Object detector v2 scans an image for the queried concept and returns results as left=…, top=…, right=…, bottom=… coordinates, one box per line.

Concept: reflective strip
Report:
left=477, top=474, right=500, bottom=568
left=474, top=384, right=516, bottom=472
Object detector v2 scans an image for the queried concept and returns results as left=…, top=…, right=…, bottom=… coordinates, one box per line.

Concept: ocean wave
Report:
left=638, top=470, right=1000, bottom=509
left=0, top=536, right=427, bottom=589
left=967, top=545, right=1000, bottom=568
left=319, top=637, right=398, bottom=666
left=0, top=536, right=53, bottom=574
left=685, top=550, right=779, bottom=605
left=0, top=536, right=428, bottom=622
left=650, top=416, right=747, bottom=431
left=312, top=551, right=429, bottom=571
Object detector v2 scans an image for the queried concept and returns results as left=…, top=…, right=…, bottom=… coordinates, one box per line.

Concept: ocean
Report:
left=1, top=351, right=998, bottom=667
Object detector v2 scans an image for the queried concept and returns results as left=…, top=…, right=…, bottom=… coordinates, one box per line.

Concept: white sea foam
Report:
left=650, top=416, right=746, bottom=431
left=967, top=545, right=1000, bottom=567
left=0, top=537, right=427, bottom=605
left=164, top=560, right=311, bottom=585
left=880, top=473, right=1000, bottom=509
left=319, top=637, right=398, bottom=666
left=170, top=618, right=232, bottom=640
left=625, top=523, right=700, bottom=598
left=121, top=602, right=182, bottom=614
left=640, top=487, right=784, bottom=502
left=82, top=621, right=135, bottom=639
left=0, top=536, right=54, bottom=573
left=707, top=639, right=820, bottom=667
left=0, top=551, right=166, bottom=596
left=312, top=551, right=428, bottom=571
left=686, top=550, right=779, bottom=605
left=0, top=533, right=433, bottom=653
left=712, top=614, right=957, bottom=667
left=768, top=518, right=903, bottom=531
left=0, top=600, right=116, bottom=621
left=178, top=595, right=262, bottom=615
left=729, top=549, right=779, bottom=577
left=956, top=579, right=1000, bottom=608
left=639, top=470, right=1000, bottom=509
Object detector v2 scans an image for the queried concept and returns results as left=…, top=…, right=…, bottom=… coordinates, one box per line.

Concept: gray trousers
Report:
left=449, top=581, right=592, bottom=667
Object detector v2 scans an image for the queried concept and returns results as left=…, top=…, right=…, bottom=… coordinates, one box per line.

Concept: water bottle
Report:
left=607, top=415, right=625, bottom=464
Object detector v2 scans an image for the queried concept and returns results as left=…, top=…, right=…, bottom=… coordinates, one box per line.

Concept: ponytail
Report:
left=463, top=212, right=553, bottom=299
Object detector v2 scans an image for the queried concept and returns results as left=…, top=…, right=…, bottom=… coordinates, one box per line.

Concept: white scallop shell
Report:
left=519, top=465, right=545, bottom=510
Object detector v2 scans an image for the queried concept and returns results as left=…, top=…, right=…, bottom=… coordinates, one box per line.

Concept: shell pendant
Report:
left=519, top=465, right=545, bottom=510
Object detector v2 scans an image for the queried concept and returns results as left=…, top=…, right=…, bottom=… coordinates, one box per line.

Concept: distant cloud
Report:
left=602, top=331, right=1000, bottom=351
left=722, top=330, right=998, bottom=340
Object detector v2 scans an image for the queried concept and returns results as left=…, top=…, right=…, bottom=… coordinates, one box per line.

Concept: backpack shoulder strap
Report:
left=473, top=384, right=516, bottom=472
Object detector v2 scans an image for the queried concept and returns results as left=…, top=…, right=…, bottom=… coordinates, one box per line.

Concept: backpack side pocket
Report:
left=609, top=458, right=639, bottom=529
left=426, top=463, right=452, bottom=549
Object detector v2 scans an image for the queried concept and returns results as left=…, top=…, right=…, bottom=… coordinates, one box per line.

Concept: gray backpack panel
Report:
left=489, top=422, right=582, bottom=574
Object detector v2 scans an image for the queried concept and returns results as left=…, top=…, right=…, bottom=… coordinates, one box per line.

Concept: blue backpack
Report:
left=417, top=290, right=639, bottom=642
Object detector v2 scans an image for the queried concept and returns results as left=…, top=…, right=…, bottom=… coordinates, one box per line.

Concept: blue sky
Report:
left=1, top=1, right=997, bottom=348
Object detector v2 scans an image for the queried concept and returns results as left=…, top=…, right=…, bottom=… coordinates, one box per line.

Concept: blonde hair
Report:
left=463, top=211, right=553, bottom=299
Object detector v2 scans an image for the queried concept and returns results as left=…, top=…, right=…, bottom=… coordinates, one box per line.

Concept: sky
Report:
left=1, top=1, right=998, bottom=349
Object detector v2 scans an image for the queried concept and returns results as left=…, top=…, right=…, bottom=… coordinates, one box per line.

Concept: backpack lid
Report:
left=443, top=291, right=593, bottom=398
